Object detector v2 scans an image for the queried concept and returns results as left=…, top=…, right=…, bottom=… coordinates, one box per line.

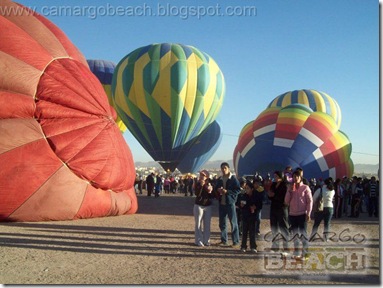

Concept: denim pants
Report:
left=219, top=203, right=239, bottom=244
left=254, top=209, right=261, bottom=234
left=241, top=214, right=256, bottom=249
left=310, top=207, right=333, bottom=241
left=270, top=206, right=289, bottom=252
left=289, top=214, right=309, bottom=256
left=193, top=204, right=212, bottom=245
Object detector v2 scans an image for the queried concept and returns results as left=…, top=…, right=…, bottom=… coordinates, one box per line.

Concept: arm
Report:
left=306, top=186, right=313, bottom=218
left=284, top=186, right=291, bottom=206
left=224, top=176, right=241, bottom=203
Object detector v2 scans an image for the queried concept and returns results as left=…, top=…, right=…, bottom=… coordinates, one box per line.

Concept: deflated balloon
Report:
left=112, top=43, right=225, bottom=171
left=233, top=104, right=354, bottom=180
left=0, top=1, right=137, bottom=222
left=87, top=59, right=127, bottom=133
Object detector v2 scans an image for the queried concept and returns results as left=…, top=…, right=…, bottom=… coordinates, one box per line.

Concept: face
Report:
left=221, top=165, right=230, bottom=176
left=199, top=173, right=207, bottom=181
left=245, top=185, right=252, bottom=194
left=293, top=174, right=302, bottom=183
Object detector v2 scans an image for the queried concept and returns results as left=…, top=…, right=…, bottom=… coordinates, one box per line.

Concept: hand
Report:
left=306, top=215, right=311, bottom=222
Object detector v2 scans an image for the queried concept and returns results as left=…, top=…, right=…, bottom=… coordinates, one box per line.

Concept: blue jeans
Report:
left=219, top=203, right=239, bottom=244
left=289, top=214, right=309, bottom=256
left=310, top=207, right=334, bottom=241
left=254, top=209, right=261, bottom=234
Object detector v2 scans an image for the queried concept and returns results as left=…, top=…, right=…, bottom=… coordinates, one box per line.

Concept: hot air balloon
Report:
left=233, top=104, right=354, bottom=180
left=0, top=0, right=137, bottom=222
left=177, top=121, right=222, bottom=174
left=87, top=59, right=127, bottom=133
left=112, top=43, right=225, bottom=171
left=267, top=89, right=342, bottom=128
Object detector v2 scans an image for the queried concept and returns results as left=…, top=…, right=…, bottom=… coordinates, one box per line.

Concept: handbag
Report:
left=313, top=187, right=324, bottom=212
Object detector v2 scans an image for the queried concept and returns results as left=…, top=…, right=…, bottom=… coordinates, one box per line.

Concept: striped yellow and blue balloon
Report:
left=112, top=43, right=225, bottom=171
left=87, top=59, right=127, bottom=133
left=267, top=89, right=342, bottom=128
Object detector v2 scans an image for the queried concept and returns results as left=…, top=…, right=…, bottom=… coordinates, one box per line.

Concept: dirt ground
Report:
left=0, top=192, right=380, bottom=285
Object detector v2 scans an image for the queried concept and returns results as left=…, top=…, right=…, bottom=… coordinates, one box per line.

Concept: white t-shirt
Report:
left=313, top=186, right=335, bottom=208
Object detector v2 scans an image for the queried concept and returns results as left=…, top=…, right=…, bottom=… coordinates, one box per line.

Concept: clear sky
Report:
left=16, top=0, right=380, bottom=165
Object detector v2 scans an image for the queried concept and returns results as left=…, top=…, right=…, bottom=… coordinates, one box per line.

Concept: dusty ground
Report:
left=0, top=192, right=380, bottom=285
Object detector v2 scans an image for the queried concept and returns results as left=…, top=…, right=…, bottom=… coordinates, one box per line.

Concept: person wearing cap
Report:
left=193, top=170, right=214, bottom=247
left=215, top=162, right=241, bottom=247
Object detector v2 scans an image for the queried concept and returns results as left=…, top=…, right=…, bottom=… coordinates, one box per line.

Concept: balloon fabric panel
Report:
left=112, top=43, right=225, bottom=171
left=0, top=1, right=137, bottom=222
left=87, top=59, right=127, bottom=133
left=268, top=89, right=341, bottom=128
left=177, top=121, right=222, bottom=173
left=234, top=101, right=353, bottom=180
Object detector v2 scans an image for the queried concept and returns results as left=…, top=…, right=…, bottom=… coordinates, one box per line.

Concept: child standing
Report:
left=239, top=179, right=262, bottom=253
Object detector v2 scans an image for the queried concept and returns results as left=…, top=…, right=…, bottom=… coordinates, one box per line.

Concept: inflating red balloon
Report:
left=0, top=0, right=137, bottom=221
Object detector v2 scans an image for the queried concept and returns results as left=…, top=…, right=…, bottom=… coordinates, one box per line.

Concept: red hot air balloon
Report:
left=0, top=1, right=137, bottom=222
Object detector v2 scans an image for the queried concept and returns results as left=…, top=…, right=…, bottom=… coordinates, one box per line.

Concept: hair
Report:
left=245, top=179, right=254, bottom=189
left=292, top=170, right=302, bottom=177
left=324, top=177, right=334, bottom=190
left=239, top=177, right=247, bottom=186
left=294, top=168, right=303, bottom=177
left=274, top=170, right=283, bottom=179
left=220, top=162, right=230, bottom=169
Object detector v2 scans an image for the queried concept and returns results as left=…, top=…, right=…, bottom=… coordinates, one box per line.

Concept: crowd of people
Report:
left=191, top=163, right=379, bottom=261
left=135, top=164, right=379, bottom=261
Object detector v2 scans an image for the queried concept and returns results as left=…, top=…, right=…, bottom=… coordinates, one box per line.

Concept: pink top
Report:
left=284, top=183, right=313, bottom=216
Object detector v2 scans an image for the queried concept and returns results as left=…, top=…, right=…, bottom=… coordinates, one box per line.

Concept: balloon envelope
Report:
left=267, top=89, right=342, bottom=128
left=177, top=121, right=222, bottom=174
left=0, top=1, right=137, bottom=222
left=233, top=104, right=354, bottom=180
left=112, top=43, right=225, bottom=171
left=87, top=59, right=127, bottom=133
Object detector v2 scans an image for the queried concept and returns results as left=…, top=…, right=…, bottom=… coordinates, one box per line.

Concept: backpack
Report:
left=313, top=187, right=324, bottom=213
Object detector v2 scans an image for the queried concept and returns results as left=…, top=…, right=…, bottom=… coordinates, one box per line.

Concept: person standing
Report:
left=193, top=170, right=214, bottom=247
left=215, top=162, right=241, bottom=247
left=349, top=176, right=363, bottom=217
left=268, top=170, right=290, bottom=255
left=239, top=179, right=261, bottom=253
left=253, top=178, right=265, bottom=237
left=367, top=176, right=379, bottom=217
left=284, top=169, right=313, bottom=260
left=236, top=177, right=247, bottom=236
left=146, top=172, right=155, bottom=197
left=154, top=173, right=162, bottom=198
left=310, top=178, right=335, bottom=241
left=333, top=178, right=344, bottom=219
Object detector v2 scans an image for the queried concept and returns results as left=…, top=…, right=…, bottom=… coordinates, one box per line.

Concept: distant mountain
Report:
left=354, top=164, right=379, bottom=175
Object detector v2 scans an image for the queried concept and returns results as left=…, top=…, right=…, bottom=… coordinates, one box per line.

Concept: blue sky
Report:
left=17, top=0, right=379, bottom=165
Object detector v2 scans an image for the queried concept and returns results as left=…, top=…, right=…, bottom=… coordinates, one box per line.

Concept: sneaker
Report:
left=232, top=243, right=240, bottom=248
left=241, top=248, right=246, bottom=253
left=217, top=241, right=230, bottom=247
left=203, top=242, right=211, bottom=247
left=250, top=249, right=258, bottom=253
left=280, top=252, right=290, bottom=258
left=195, top=242, right=204, bottom=247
